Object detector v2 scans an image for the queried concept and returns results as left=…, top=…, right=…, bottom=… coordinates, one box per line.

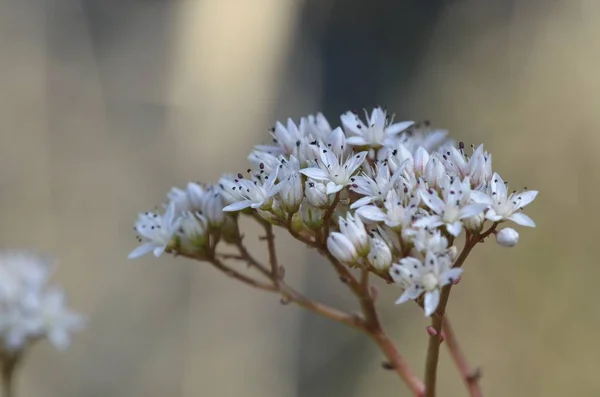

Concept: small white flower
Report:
left=300, top=145, right=368, bottom=194
left=496, top=227, right=519, bottom=247
left=349, top=161, right=407, bottom=209
left=412, top=229, right=449, bottom=255
left=37, top=288, right=85, bottom=350
left=339, top=213, right=370, bottom=256
left=300, top=112, right=332, bottom=139
left=222, top=167, right=281, bottom=212
left=327, top=232, right=358, bottom=264
left=389, top=252, right=461, bottom=316
left=342, top=107, right=414, bottom=148
left=367, top=235, right=393, bottom=270
left=415, top=177, right=488, bottom=236
left=129, top=202, right=182, bottom=259
left=471, top=172, right=538, bottom=227
left=356, top=188, right=419, bottom=231
left=397, top=122, right=449, bottom=152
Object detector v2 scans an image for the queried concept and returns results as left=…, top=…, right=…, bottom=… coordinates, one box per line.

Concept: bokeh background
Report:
left=0, top=0, right=596, bottom=395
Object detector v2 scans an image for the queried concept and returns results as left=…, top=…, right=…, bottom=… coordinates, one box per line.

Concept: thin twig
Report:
left=443, top=317, right=483, bottom=397
left=208, top=257, right=278, bottom=292
left=423, top=223, right=497, bottom=397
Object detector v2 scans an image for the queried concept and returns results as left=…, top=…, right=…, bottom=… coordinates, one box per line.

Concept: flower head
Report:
left=471, top=172, right=538, bottom=227
left=129, top=202, right=181, bottom=259
left=390, top=252, right=461, bottom=316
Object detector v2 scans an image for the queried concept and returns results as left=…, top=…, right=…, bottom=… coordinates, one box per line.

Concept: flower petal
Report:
left=346, top=136, right=368, bottom=146
left=386, top=120, right=414, bottom=135
left=470, top=190, right=494, bottom=205
left=440, top=268, right=463, bottom=286
left=223, top=200, right=253, bottom=212
left=459, top=203, right=488, bottom=219
left=300, top=168, right=329, bottom=181
left=446, top=221, right=463, bottom=237
left=424, top=289, right=440, bottom=316
left=356, top=205, right=387, bottom=222
left=128, top=243, right=155, bottom=259
left=516, top=190, right=538, bottom=208
left=350, top=195, right=374, bottom=209
left=395, top=286, right=421, bottom=305
left=413, top=215, right=443, bottom=229
left=508, top=212, right=536, bottom=227
left=326, top=182, right=344, bottom=194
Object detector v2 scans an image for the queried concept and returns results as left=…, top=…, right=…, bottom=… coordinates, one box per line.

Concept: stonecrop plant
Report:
left=129, top=107, right=538, bottom=397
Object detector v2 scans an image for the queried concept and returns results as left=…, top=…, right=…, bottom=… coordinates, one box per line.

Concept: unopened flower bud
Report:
left=424, top=154, right=445, bottom=189
left=327, top=232, right=358, bottom=264
left=279, top=173, right=303, bottom=213
left=463, top=212, right=485, bottom=233
left=496, top=228, right=519, bottom=247
left=305, top=179, right=330, bottom=208
left=339, top=214, right=369, bottom=256
left=179, top=212, right=208, bottom=253
left=367, top=236, right=393, bottom=270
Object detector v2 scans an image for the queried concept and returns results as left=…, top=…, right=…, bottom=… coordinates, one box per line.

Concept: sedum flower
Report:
left=496, top=227, right=519, bottom=247
left=341, top=107, right=413, bottom=148
left=415, top=176, right=488, bottom=236
left=300, top=149, right=367, bottom=194
left=389, top=252, right=461, bottom=316
left=221, top=167, right=281, bottom=212
left=471, top=172, right=538, bottom=227
left=129, top=202, right=181, bottom=259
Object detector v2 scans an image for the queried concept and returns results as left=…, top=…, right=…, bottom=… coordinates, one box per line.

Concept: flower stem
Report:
left=1, top=353, right=20, bottom=397
left=423, top=223, right=498, bottom=397
left=443, top=317, right=483, bottom=397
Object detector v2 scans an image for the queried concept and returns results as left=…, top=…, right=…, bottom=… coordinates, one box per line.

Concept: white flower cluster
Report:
left=0, top=252, right=84, bottom=352
left=129, top=107, right=538, bottom=317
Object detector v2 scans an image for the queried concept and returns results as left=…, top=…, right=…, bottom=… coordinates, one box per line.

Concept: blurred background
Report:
left=0, top=0, right=596, bottom=395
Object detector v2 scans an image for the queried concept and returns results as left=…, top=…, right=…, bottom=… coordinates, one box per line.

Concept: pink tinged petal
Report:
left=459, top=203, right=488, bottom=219
left=223, top=200, right=253, bottom=212
left=413, top=216, right=443, bottom=229
left=346, top=136, right=368, bottom=146
left=386, top=120, right=415, bottom=135
left=395, top=286, right=421, bottom=305
left=153, top=245, right=166, bottom=257
left=356, top=205, right=387, bottom=222
left=424, top=289, right=440, bottom=316
left=440, top=268, right=463, bottom=286
left=413, top=147, right=429, bottom=174
left=300, top=168, right=329, bottom=180
left=446, top=221, right=463, bottom=237
left=470, top=190, right=494, bottom=205
left=350, top=195, right=374, bottom=209
left=485, top=209, right=503, bottom=221
left=419, top=190, right=445, bottom=214
left=508, top=212, right=536, bottom=227
left=325, top=182, right=344, bottom=194
left=516, top=190, right=538, bottom=208
left=491, top=172, right=507, bottom=199
left=128, top=243, right=155, bottom=259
